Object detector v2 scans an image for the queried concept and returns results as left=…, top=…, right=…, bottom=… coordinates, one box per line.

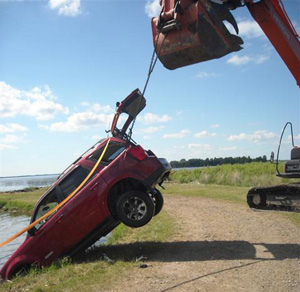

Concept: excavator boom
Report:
left=246, top=0, right=300, bottom=86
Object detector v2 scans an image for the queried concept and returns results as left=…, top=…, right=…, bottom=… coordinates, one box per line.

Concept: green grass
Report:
left=0, top=187, right=47, bottom=215
left=107, top=210, right=175, bottom=245
left=163, top=182, right=249, bottom=204
left=1, top=258, right=134, bottom=292
left=170, top=162, right=297, bottom=187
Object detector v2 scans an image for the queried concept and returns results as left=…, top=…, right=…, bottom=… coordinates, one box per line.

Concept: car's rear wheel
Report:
left=116, top=190, right=154, bottom=228
left=150, top=188, right=164, bottom=216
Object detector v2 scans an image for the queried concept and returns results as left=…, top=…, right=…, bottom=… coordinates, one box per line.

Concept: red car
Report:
left=1, top=89, right=171, bottom=279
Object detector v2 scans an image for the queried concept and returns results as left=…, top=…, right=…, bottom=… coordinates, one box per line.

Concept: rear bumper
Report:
left=143, top=158, right=171, bottom=189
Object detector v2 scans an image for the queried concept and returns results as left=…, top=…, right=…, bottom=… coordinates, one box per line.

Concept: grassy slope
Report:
left=170, top=162, right=296, bottom=187
left=0, top=187, right=47, bottom=215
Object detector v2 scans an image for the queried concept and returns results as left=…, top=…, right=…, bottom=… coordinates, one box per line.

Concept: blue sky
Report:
left=0, top=0, right=299, bottom=176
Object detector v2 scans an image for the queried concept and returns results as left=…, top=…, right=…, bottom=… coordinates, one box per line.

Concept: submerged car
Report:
left=1, top=89, right=171, bottom=279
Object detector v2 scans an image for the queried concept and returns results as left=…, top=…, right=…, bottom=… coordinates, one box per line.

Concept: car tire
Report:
left=151, top=188, right=164, bottom=216
left=116, top=190, right=154, bottom=228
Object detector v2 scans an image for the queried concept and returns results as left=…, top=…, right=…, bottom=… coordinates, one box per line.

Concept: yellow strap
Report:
left=0, top=138, right=111, bottom=248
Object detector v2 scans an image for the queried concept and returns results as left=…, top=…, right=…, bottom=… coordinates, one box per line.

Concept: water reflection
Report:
left=0, top=213, right=29, bottom=269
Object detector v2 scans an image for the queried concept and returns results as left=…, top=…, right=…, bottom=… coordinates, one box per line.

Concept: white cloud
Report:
left=287, top=134, right=300, bottom=142
left=0, top=144, right=17, bottom=150
left=163, top=129, right=190, bottom=139
left=194, top=130, right=216, bottom=138
left=41, top=111, right=113, bottom=132
left=93, top=103, right=113, bottom=113
left=48, top=0, right=82, bottom=17
left=255, top=55, right=270, bottom=64
left=139, top=113, right=172, bottom=124
left=2, top=134, right=22, bottom=144
left=225, top=19, right=264, bottom=39
left=227, top=55, right=252, bottom=65
left=227, top=54, right=269, bottom=66
left=294, top=134, right=300, bottom=141
left=0, top=123, right=28, bottom=133
left=196, top=71, right=218, bottom=79
left=237, top=20, right=264, bottom=39
left=188, top=143, right=211, bottom=151
left=211, top=124, right=220, bottom=129
left=0, top=82, right=69, bottom=121
left=0, top=133, right=28, bottom=150
left=140, top=126, right=164, bottom=134
left=220, top=146, right=237, bottom=151
left=145, top=0, right=160, bottom=18
left=228, top=130, right=277, bottom=143
left=91, top=135, right=102, bottom=140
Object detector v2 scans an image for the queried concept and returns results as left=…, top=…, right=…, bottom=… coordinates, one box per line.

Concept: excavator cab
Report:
left=151, top=0, right=244, bottom=70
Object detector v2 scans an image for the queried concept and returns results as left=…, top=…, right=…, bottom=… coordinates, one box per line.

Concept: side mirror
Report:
left=270, top=151, right=274, bottom=163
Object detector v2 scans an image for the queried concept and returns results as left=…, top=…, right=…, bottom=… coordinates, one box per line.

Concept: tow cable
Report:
left=128, top=34, right=166, bottom=140
left=0, top=34, right=166, bottom=248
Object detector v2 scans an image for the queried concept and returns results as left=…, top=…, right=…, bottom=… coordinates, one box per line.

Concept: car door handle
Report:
left=90, top=182, right=99, bottom=191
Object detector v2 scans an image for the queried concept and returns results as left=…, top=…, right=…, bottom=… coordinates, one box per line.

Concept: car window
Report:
left=58, top=166, right=91, bottom=198
left=32, top=188, right=59, bottom=230
left=88, top=143, right=125, bottom=164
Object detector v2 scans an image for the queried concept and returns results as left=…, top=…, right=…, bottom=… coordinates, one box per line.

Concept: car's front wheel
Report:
left=116, top=190, right=154, bottom=228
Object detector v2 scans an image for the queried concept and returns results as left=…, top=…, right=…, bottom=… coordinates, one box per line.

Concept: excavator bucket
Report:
left=151, top=0, right=243, bottom=70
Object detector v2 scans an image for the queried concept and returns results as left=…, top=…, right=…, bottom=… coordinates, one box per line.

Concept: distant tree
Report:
left=170, top=155, right=268, bottom=168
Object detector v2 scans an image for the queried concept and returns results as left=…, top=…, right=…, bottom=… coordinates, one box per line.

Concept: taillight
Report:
left=128, top=145, right=147, bottom=161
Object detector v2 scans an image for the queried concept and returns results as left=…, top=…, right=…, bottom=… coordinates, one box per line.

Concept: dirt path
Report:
left=107, top=195, right=300, bottom=292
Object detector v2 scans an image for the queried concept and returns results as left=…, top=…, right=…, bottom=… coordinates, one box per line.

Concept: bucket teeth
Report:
left=220, top=5, right=239, bottom=34
left=211, top=2, right=239, bottom=34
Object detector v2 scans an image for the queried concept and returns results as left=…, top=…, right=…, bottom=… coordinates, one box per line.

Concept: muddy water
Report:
left=0, top=213, right=29, bottom=269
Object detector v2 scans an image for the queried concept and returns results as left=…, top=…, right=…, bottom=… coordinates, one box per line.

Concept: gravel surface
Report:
left=109, top=195, right=300, bottom=292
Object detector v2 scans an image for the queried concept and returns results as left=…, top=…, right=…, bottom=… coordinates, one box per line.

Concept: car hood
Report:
left=110, top=88, right=146, bottom=138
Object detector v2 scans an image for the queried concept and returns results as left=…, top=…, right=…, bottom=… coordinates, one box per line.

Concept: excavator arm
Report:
left=151, top=0, right=300, bottom=86
left=246, top=0, right=300, bottom=86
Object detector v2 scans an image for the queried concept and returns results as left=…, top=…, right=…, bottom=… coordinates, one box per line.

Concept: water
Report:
left=0, top=174, right=58, bottom=192
left=0, top=213, right=29, bottom=269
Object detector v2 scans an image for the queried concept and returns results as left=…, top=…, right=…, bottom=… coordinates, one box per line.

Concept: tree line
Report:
left=170, top=155, right=268, bottom=168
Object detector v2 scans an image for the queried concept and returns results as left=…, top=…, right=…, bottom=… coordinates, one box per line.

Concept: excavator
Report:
left=150, top=0, right=300, bottom=211
left=150, top=0, right=300, bottom=86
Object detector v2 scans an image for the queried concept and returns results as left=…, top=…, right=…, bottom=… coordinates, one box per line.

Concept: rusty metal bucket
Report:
left=151, top=0, right=243, bottom=70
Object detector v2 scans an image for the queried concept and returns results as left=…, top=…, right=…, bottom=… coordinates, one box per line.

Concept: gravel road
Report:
left=107, top=194, right=300, bottom=292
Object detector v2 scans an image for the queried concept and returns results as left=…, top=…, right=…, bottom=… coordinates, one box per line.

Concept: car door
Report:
left=29, top=187, right=82, bottom=264
left=57, top=165, right=110, bottom=237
